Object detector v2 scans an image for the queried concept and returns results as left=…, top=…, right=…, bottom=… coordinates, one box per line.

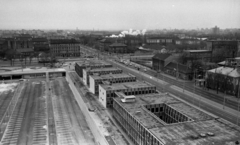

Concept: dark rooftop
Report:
left=152, top=53, right=171, bottom=61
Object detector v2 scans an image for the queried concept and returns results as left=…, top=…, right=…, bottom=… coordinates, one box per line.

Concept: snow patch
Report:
left=0, top=83, right=18, bottom=93
left=90, top=112, right=110, bottom=136
left=32, top=82, right=40, bottom=85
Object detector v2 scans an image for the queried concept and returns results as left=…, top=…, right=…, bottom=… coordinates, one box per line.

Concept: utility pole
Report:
left=237, top=82, right=240, bottom=125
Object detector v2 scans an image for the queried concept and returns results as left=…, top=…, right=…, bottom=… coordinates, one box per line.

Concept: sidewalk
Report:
left=195, top=84, right=240, bottom=104
left=171, top=85, right=240, bottom=117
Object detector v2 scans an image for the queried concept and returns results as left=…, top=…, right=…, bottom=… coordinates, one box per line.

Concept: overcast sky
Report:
left=0, top=0, right=239, bottom=30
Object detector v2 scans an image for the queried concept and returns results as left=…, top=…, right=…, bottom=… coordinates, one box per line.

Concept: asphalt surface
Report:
left=80, top=45, right=240, bottom=126
left=110, top=60, right=240, bottom=126
left=0, top=78, right=96, bottom=145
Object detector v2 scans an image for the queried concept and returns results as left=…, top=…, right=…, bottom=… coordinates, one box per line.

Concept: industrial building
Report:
left=112, top=93, right=240, bottom=145
left=83, top=67, right=123, bottom=86
left=99, top=81, right=156, bottom=108
left=89, top=73, right=137, bottom=95
left=75, top=59, right=112, bottom=77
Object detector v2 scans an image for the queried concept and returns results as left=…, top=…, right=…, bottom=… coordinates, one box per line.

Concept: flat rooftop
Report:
left=90, top=73, right=135, bottom=80
left=183, top=50, right=212, bottom=53
left=86, top=67, right=122, bottom=73
left=114, top=93, right=240, bottom=144
left=0, top=68, right=66, bottom=76
left=76, top=59, right=111, bottom=67
left=100, top=81, right=154, bottom=91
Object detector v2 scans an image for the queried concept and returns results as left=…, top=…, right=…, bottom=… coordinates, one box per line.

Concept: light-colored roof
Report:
left=76, top=59, right=112, bottom=67
left=100, top=81, right=154, bottom=91
left=86, top=67, right=122, bottom=73
left=90, top=73, right=135, bottom=80
left=207, top=67, right=240, bottom=78
left=184, top=50, right=212, bottom=53
left=114, top=93, right=240, bottom=144
left=0, top=68, right=65, bottom=76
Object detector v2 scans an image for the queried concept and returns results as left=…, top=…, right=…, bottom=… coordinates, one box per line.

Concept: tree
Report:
left=5, top=49, right=17, bottom=66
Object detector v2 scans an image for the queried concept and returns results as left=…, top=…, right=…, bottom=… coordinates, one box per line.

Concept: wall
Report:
left=66, top=73, right=109, bottom=145
left=83, top=69, right=87, bottom=85
left=99, top=85, right=107, bottom=108
left=89, top=76, right=95, bottom=94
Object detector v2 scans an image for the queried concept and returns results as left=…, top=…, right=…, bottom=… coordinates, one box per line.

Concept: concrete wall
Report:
left=99, top=85, right=107, bottom=108
left=83, top=69, right=87, bottom=85
left=89, top=76, right=95, bottom=94
left=66, top=73, right=109, bottom=145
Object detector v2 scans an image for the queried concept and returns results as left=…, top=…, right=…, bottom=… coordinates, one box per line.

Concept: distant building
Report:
left=99, top=81, right=156, bottom=108
left=152, top=53, right=171, bottom=71
left=175, top=38, right=201, bottom=45
left=206, top=66, right=240, bottom=97
left=206, top=40, right=240, bottom=62
left=212, top=26, right=220, bottom=35
left=183, top=50, right=212, bottom=67
left=32, top=38, right=50, bottom=52
left=108, top=43, right=127, bottom=53
left=164, top=62, right=192, bottom=80
left=89, top=73, right=136, bottom=95
left=146, top=36, right=174, bottom=45
left=49, top=39, right=81, bottom=57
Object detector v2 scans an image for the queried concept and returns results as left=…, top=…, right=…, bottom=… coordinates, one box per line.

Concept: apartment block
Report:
left=75, top=59, right=112, bottom=77
left=83, top=67, right=123, bottom=86
left=112, top=93, right=240, bottom=145
left=99, top=81, right=156, bottom=108
left=89, top=73, right=137, bottom=95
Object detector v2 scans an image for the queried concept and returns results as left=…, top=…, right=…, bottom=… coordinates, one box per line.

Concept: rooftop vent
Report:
left=121, top=95, right=136, bottom=103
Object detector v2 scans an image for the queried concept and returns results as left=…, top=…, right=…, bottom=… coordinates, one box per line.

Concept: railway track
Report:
left=0, top=81, right=48, bottom=145
left=51, top=80, right=76, bottom=145
left=0, top=90, right=15, bottom=122
left=0, top=82, right=31, bottom=145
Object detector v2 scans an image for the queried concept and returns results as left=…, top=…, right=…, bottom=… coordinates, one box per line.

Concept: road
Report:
left=109, top=60, right=240, bottom=126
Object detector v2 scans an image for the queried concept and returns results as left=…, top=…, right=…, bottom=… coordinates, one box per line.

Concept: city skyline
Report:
left=0, top=0, right=240, bottom=30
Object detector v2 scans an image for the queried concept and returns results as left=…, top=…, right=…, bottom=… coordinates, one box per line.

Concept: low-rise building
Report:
left=205, top=66, right=240, bottom=97
left=152, top=53, right=171, bottom=72
left=99, top=81, right=156, bottom=108
left=146, top=37, right=174, bottom=45
left=164, top=62, right=192, bottom=80
left=109, top=43, right=127, bottom=53
left=75, top=59, right=112, bottom=77
left=113, top=93, right=240, bottom=145
left=89, top=73, right=137, bottom=95
left=83, top=67, right=123, bottom=86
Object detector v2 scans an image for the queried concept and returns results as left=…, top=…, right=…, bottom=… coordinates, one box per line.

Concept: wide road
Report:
left=81, top=46, right=240, bottom=112
left=109, top=59, right=240, bottom=126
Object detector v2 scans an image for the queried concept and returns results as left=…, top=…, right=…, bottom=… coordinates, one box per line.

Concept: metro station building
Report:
left=99, top=81, right=156, bottom=108
left=83, top=67, right=123, bottom=86
left=89, top=73, right=137, bottom=95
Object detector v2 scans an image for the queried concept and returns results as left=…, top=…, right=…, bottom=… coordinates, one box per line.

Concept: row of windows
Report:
left=113, top=100, right=163, bottom=145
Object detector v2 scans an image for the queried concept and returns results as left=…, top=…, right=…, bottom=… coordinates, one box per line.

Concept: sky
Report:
left=0, top=0, right=239, bottom=30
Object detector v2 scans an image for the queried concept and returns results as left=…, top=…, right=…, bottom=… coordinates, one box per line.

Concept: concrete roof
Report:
left=100, top=81, right=154, bottom=91
left=86, top=67, right=122, bottom=73
left=183, top=50, right=212, bottom=53
left=113, top=93, right=240, bottom=145
left=0, top=68, right=65, bottom=76
left=90, top=73, right=135, bottom=80
left=76, top=59, right=112, bottom=67
left=207, top=67, right=240, bottom=78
